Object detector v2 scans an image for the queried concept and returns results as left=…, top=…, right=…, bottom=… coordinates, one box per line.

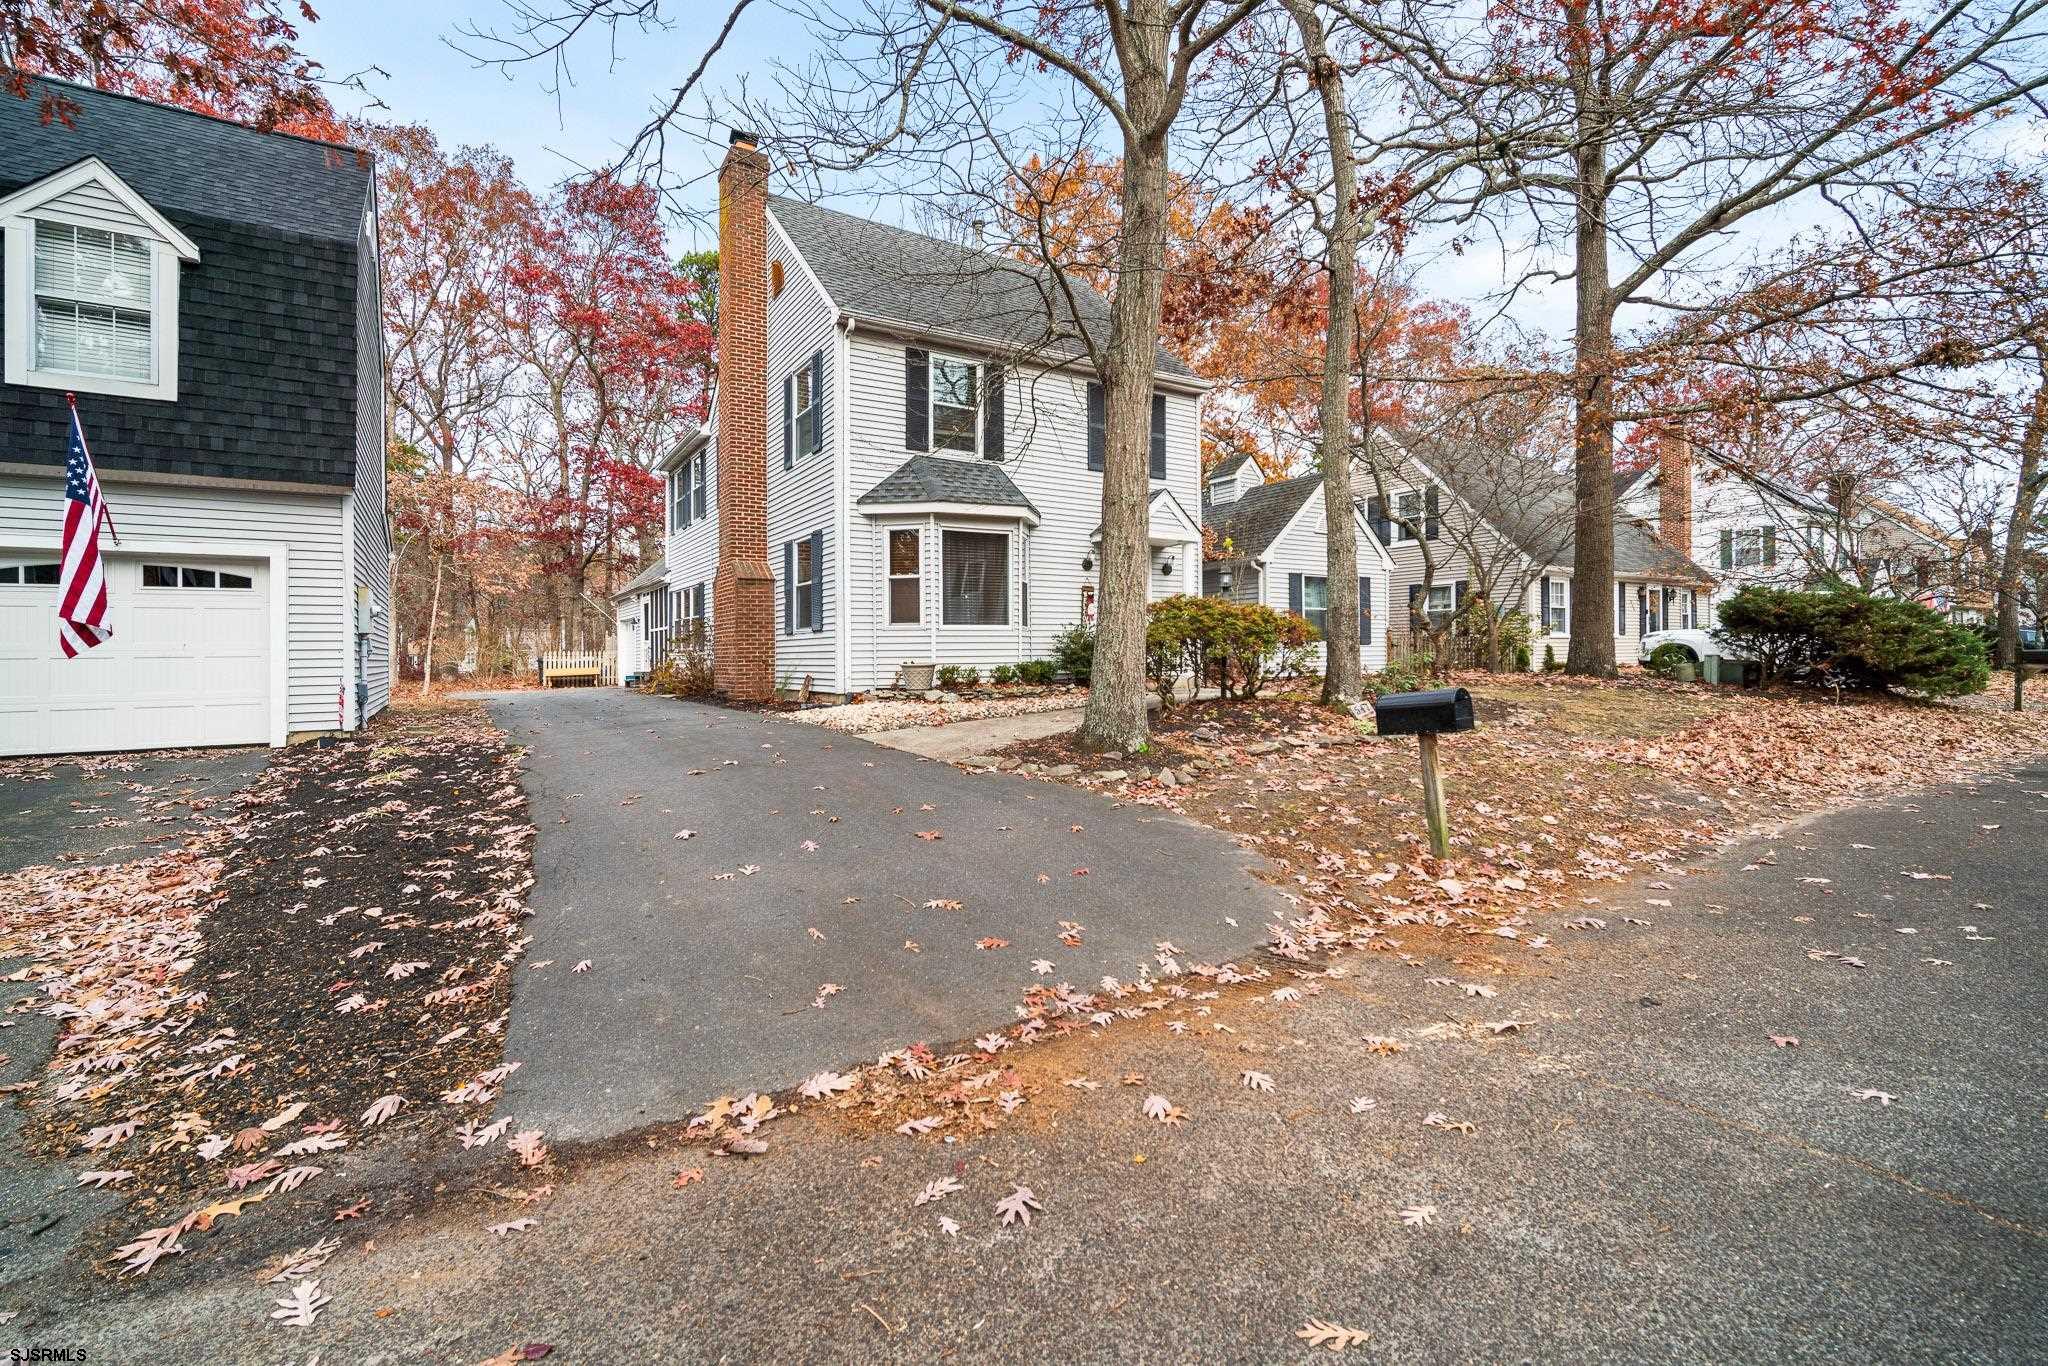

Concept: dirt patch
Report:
left=0, top=701, right=533, bottom=1279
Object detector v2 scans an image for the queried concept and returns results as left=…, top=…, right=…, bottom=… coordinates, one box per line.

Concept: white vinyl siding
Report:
left=842, top=332, right=1204, bottom=688
left=0, top=473, right=348, bottom=735
left=762, top=211, right=840, bottom=691
left=1251, top=483, right=1390, bottom=674
left=351, top=192, right=391, bottom=723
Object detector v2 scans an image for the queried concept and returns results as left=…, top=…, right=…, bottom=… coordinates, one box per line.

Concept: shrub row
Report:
left=1714, top=585, right=1989, bottom=697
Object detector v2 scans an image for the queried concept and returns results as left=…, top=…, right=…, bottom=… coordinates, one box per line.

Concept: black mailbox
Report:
left=1372, top=687, right=1475, bottom=737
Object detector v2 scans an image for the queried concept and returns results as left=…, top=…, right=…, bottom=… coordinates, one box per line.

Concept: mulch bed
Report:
left=0, top=702, right=533, bottom=1279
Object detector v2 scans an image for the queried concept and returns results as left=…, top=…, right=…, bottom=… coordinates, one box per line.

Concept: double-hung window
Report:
left=1392, top=490, right=1424, bottom=543
left=931, top=357, right=980, bottom=454
left=888, top=528, right=921, bottom=624
left=795, top=537, right=816, bottom=632
left=1424, top=583, right=1454, bottom=624
left=794, top=363, right=817, bottom=452
left=942, top=529, right=1007, bottom=626
left=1545, top=577, right=1570, bottom=634
left=1299, top=575, right=1330, bottom=635
left=32, top=222, right=154, bottom=385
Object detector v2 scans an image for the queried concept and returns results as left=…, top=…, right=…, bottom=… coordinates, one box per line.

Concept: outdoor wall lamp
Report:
left=1081, top=554, right=1095, bottom=572
left=1159, top=559, right=1176, bottom=577
left=1219, top=567, right=1233, bottom=590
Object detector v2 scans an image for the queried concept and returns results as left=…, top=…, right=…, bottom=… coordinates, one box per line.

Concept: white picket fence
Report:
left=538, top=649, right=616, bottom=687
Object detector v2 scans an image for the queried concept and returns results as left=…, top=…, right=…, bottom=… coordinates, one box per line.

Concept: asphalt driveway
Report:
left=481, top=688, right=1288, bottom=1141
left=0, top=747, right=268, bottom=873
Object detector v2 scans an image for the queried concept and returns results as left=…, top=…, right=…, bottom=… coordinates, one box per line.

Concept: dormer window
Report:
left=33, top=222, right=155, bottom=383
left=2, top=157, right=198, bottom=402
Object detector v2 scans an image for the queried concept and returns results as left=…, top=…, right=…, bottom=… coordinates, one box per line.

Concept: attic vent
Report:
left=1206, top=470, right=1239, bottom=505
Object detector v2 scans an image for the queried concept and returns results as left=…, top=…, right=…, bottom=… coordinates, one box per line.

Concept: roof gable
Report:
left=0, top=157, right=200, bottom=260
left=768, top=196, right=1197, bottom=384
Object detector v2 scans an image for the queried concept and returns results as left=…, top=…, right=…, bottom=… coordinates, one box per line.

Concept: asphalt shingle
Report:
left=856, top=453, right=1040, bottom=515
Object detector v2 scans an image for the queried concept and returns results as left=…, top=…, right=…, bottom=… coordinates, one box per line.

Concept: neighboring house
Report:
left=1853, top=496, right=1994, bottom=624
left=1200, top=459, right=1394, bottom=674
left=611, top=558, right=669, bottom=684
left=1361, top=430, right=1716, bottom=668
left=1615, top=433, right=1849, bottom=625
left=644, top=131, right=1207, bottom=700
left=0, top=78, right=388, bottom=756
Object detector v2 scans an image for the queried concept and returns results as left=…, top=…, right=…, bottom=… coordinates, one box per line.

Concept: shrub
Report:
left=1493, top=609, right=1534, bottom=672
left=990, top=664, right=1020, bottom=686
left=1051, top=623, right=1096, bottom=685
left=1143, top=594, right=1317, bottom=704
left=1541, top=643, right=1560, bottom=672
left=1713, top=585, right=1989, bottom=697
left=1016, top=659, right=1057, bottom=686
left=934, top=664, right=980, bottom=689
left=645, top=647, right=714, bottom=698
left=1366, top=654, right=1440, bottom=697
left=1514, top=644, right=1532, bottom=672
left=1644, top=642, right=1695, bottom=679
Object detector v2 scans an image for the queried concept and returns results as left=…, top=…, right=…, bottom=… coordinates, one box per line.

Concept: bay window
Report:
left=942, top=529, right=1008, bottom=626
left=888, top=528, right=921, bottom=624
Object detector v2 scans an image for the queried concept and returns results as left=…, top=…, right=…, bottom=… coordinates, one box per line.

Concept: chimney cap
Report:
left=729, top=128, right=759, bottom=147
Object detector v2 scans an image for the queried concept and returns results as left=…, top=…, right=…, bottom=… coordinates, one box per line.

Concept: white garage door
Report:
left=0, top=554, right=270, bottom=757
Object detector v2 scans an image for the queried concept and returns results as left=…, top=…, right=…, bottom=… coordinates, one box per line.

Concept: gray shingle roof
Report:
left=1203, top=472, right=1321, bottom=560
left=857, top=454, right=1039, bottom=515
left=1405, top=432, right=1714, bottom=585
left=612, top=559, right=669, bottom=601
left=0, top=77, right=372, bottom=488
left=769, top=196, right=1195, bottom=381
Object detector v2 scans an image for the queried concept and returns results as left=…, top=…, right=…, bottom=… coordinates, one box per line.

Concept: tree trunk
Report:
left=1995, top=351, right=2046, bottom=687
left=1078, top=8, right=1173, bottom=754
left=1565, top=13, right=1618, bottom=677
left=1285, top=0, right=1363, bottom=709
left=421, top=554, right=444, bottom=697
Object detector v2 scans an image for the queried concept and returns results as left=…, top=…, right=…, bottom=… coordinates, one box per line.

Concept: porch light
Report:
left=1219, top=567, right=1233, bottom=590
left=1159, top=558, right=1175, bottom=577
left=1081, top=554, right=1094, bottom=572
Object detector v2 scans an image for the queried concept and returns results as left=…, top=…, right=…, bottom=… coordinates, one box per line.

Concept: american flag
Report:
left=59, top=397, right=117, bottom=658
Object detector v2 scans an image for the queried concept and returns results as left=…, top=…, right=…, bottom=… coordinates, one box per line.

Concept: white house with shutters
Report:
left=624, top=151, right=1208, bottom=698
left=1199, top=455, right=1395, bottom=672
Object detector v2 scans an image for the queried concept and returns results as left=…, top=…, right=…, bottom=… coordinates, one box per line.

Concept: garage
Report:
left=0, top=553, right=272, bottom=757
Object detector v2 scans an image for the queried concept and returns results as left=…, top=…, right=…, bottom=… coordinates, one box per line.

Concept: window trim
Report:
left=1299, top=573, right=1330, bottom=636
left=1546, top=576, right=1571, bottom=634
left=939, top=525, right=1010, bottom=628
left=929, top=354, right=982, bottom=457
left=887, top=526, right=922, bottom=625
left=795, top=536, right=816, bottom=632
left=0, top=161, right=198, bottom=403
left=794, top=362, right=817, bottom=453
left=0, top=560, right=62, bottom=587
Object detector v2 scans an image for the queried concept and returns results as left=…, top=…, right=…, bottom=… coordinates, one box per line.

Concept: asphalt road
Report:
left=479, top=688, right=1290, bottom=1141
left=44, top=754, right=2046, bottom=1364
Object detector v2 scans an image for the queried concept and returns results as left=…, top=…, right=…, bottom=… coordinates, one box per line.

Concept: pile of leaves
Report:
left=0, top=704, right=534, bottom=1273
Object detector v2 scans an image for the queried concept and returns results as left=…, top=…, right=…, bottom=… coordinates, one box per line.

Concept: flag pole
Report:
left=65, top=392, right=121, bottom=545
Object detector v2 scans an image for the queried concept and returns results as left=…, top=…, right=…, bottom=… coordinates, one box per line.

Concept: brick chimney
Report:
left=1657, top=427, right=1694, bottom=558
left=712, top=129, right=776, bottom=701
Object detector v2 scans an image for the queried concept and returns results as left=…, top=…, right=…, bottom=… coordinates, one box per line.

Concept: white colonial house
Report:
left=0, top=79, right=389, bottom=756
left=1199, top=454, right=1395, bottom=672
left=619, top=132, right=1207, bottom=699
left=1358, top=429, right=1717, bottom=668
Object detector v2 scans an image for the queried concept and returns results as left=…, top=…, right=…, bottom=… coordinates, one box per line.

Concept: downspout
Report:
left=838, top=313, right=856, bottom=693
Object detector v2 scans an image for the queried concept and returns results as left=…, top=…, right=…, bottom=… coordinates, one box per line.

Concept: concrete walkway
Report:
left=863, top=705, right=1090, bottom=761
left=478, top=688, right=1288, bottom=1141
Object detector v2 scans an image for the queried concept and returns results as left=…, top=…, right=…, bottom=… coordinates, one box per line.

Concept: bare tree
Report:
left=1343, top=0, right=2048, bottom=677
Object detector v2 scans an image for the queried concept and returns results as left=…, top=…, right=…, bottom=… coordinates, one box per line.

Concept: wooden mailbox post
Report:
left=1370, top=687, right=1477, bottom=860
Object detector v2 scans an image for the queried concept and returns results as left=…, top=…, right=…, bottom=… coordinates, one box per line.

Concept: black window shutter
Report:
left=1408, top=582, right=1425, bottom=620
left=1616, top=581, right=1625, bottom=635
left=1149, top=393, right=1167, bottom=480
left=1454, top=579, right=1468, bottom=608
left=1762, top=526, right=1778, bottom=565
left=1689, top=589, right=1699, bottom=624
left=809, top=529, right=825, bottom=632
left=1424, top=486, right=1441, bottom=540
left=1288, top=573, right=1303, bottom=616
left=983, top=365, right=1005, bottom=460
left=905, top=349, right=929, bottom=451
left=1366, top=495, right=1389, bottom=545
left=1719, top=530, right=1734, bottom=569
left=783, top=541, right=794, bottom=635
left=810, top=350, right=826, bottom=454
left=782, top=376, right=794, bottom=471
left=694, top=453, right=707, bottom=519
left=1358, top=577, right=1372, bottom=645
left=1539, top=577, right=1551, bottom=624
left=1086, top=382, right=1105, bottom=471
